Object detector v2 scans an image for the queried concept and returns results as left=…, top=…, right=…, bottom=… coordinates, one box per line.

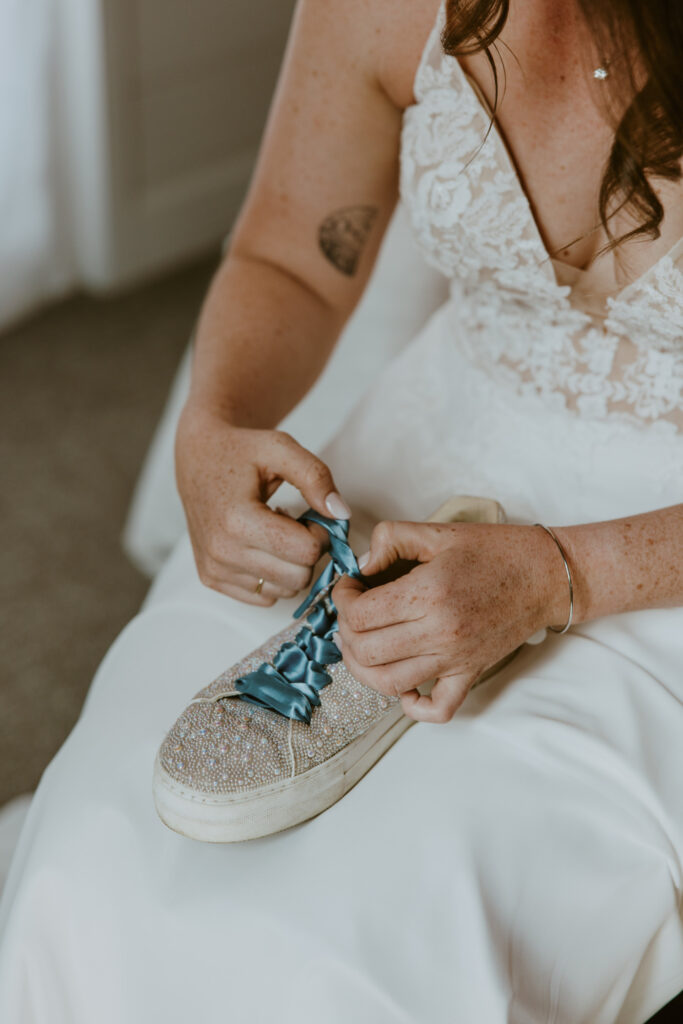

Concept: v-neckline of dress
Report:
left=437, top=44, right=683, bottom=304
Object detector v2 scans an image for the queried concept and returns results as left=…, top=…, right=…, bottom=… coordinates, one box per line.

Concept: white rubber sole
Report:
left=153, top=704, right=414, bottom=843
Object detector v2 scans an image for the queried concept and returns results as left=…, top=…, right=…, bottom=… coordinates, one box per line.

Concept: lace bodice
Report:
left=399, top=1, right=683, bottom=435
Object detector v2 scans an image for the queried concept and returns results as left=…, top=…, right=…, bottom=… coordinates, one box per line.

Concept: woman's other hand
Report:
left=176, top=402, right=350, bottom=606
left=332, top=519, right=570, bottom=722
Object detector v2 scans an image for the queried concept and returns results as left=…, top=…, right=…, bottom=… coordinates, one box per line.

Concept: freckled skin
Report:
left=331, top=509, right=683, bottom=723
left=175, top=0, right=683, bottom=705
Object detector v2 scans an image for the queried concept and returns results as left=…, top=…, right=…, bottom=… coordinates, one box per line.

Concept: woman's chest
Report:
left=397, top=2, right=683, bottom=433
left=384, top=0, right=615, bottom=266
left=389, top=0, right=683, bottom=281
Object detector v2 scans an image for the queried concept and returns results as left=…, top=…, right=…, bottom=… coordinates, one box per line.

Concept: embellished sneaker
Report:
left=153, top=496, right=511, bottom=842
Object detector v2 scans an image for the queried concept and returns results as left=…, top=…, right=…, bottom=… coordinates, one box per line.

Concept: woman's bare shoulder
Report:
left=377, top=0, right=443, bottom=107
left=309, top=0, right=442, bottom=109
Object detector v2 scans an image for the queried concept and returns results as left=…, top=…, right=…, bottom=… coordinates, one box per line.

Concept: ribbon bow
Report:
left=234, top=509, right=362, bottom=723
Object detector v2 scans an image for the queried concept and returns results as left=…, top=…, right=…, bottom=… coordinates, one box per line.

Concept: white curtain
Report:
left=0, top=0, right=75, bottom=330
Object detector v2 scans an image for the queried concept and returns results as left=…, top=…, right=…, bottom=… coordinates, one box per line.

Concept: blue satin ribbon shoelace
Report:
left=233, top=509, right=362, bottom=723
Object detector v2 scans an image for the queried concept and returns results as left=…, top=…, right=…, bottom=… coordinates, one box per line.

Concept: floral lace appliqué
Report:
left=399, top=1, right=683, bottom=433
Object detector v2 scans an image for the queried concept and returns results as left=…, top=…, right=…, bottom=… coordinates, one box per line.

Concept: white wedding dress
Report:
left=1, top=4, right=682, bottom=1021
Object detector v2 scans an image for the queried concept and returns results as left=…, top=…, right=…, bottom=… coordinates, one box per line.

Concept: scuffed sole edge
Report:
left=153, top=704, right=414, bottom=843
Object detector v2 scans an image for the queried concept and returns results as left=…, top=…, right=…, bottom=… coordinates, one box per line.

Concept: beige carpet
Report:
left=0, top=254, right=217, bottom=806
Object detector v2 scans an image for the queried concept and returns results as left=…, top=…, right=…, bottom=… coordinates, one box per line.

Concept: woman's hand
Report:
left=175, top=402, right=351, bottom=606
left=332, top=519, right=569, bottom=722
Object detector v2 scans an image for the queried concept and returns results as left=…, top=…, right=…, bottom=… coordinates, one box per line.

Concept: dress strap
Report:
left=668, top=235, right=683, bottom=269
left=412, top=0, right=449, bottom=103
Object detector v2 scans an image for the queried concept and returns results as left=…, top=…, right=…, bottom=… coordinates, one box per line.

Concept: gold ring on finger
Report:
left=255, top=577, right=265, bottom=595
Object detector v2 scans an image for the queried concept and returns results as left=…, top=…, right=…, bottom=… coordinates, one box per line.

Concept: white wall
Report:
left=84, top=0, right=297, bottom=288
left=0, top=0, right=297, bottom=329
left=0, top=0, right=76, bottom=328
left=63, top=0, right=296, bottom=290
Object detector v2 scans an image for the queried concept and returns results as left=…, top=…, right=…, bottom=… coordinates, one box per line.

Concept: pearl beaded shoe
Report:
left=153, top=496, right=510, bottom=842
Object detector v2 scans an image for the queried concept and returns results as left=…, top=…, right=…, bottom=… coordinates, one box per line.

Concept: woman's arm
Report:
left=548, top=503, right=683, bottom=625
left=187, top=0, right=403, bottom=427
left=176, top=0, right=406, bottom=605
left=331, top=503, right=683, bottom=722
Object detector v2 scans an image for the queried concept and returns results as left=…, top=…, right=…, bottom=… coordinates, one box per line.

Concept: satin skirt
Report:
left=1, top=301, right=682, bottom=1024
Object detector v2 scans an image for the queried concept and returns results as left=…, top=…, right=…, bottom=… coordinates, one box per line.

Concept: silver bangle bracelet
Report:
left=534, top=523, right=574, bottom=635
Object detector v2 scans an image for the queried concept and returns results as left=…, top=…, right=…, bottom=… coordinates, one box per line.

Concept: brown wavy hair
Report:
left=442, top=0, right=683, bottom=250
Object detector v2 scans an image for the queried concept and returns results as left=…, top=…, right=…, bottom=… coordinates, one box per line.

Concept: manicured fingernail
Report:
left=332, top=632, right=343, bottom=648
left=325, top=491, right=351, bottom=520
left=357, top=551, right=370, bottom=571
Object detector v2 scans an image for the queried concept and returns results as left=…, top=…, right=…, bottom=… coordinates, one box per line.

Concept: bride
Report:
left=1, top=0, right=682, bottom=1020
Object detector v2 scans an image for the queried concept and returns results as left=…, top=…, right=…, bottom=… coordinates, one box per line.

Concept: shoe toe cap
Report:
left=158, top=698, right=293, bottom=796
